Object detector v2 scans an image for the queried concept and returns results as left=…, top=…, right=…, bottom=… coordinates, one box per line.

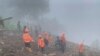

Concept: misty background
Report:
left=0, top=0, right=100, bottom=49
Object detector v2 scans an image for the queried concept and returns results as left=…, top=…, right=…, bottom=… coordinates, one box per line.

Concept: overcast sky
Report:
left=49, top=0, right=100, bottom=45
left=0, top=0, right=100, bottom=46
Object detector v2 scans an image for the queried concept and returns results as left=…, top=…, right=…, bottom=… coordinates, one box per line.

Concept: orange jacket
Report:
left=79, top=43, right=84, bottom=53
left=38, top=37, right=45, bottom=48
left=23, top=33, right=33, bottom=43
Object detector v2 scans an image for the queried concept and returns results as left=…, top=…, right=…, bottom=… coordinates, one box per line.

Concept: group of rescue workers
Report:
left=22, top=26, right=84, bottom=56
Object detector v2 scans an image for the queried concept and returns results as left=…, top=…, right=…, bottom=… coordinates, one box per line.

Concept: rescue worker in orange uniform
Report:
left=79, top=41, right=84, bottom=56
left=38, top=35, right=45, bottom=54
left=22, top=26, right=34, bottom=52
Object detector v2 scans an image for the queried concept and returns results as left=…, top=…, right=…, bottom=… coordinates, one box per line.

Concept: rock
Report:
left=0, top=49, right=2, bottom=52
left=0, top=41, right=5, bottom=45
left=43, top=54, right=47, bottom=56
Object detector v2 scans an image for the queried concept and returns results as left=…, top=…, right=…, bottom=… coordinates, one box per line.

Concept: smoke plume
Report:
left=0, top=0, right=49, bottom=19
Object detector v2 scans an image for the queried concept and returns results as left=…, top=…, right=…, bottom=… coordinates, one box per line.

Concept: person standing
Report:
left=17, top=21, right=21, bottom=32
left=22, top=26, right=34, bottom=52
left=78, top=41, right=85, bottom=56
left=38, top=35, right=45, bottom=54
left=55, top=36, right=61, bottom=51
left=59, top=32, right=66, bottom=53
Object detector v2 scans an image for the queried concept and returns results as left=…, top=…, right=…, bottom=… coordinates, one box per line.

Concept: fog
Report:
left=0, top=0, right=100, bottom=46
left=49, top=0, right=100, bottom=46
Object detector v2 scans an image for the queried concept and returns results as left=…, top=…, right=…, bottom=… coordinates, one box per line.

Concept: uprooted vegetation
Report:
left=0, top=30, right=100, bottom=56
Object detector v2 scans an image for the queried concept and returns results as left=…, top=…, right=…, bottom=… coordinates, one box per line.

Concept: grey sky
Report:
left=0, top=0, right=100, bottom=46
left=49, top=0, right=100, bottom=45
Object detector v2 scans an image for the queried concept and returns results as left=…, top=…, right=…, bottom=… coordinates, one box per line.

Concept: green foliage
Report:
left=5, top=21, right=17, bottom=30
